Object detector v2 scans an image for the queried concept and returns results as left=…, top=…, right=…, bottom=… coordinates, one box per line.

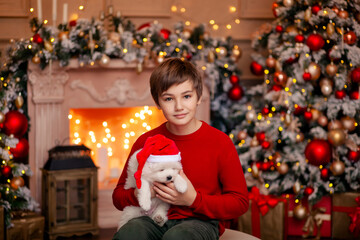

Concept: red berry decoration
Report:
left=311, top=4, right=321, bottom=14
left=304, top=186, right=314, bottom=196
left=230, top=75, right=240, bottom=85
left=250, top=61, right=264, bottom=76
left=275, top=25, right=284, bottom=33
left=320, top=168, right=330, bottom=181
left=228, top=85, right=243, bottom=101
left=1, top=165, right=12, bottom=177
left=351, top=68, right=360, bottom=83
left=303, top=72, right=312, bottom=82
left=335, top=90, right=346, bottom=99
left=350, top=91, right=359, bottom=100
left=347, top=149, right=360, bottom=162
left=295, top=34, right=305, bottom=43
left=32, top=33, right=43, bottom=44
left=160, top=28, right=171, bottom=40
left=344, top=31, right=357, bottom=45
left=3, top=110, right=28, bottom=138
left=306, top=33, right=325, bottom=51
left=261, top=141, right=271, bottom=149
left=305, top=139, right=332, bottom=166
left=304, top=110, right=313, bottom=121
left=10, top=138, right=29, bottom=158
left=262, top=107, right=270, bottom=115
left=256, top=132, right=266, bottom=143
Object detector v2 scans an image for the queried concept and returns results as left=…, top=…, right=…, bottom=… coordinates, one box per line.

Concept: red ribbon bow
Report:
left=348, top=197, right=360, bottom=236
left=249, top=186, right=280, bottom=216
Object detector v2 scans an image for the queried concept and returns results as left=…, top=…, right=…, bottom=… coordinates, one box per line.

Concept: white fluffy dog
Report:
left=118, top=148, right=188, bottom=229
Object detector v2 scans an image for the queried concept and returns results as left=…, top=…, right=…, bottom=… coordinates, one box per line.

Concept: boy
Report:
left=112, top=58, right=249, bottom=240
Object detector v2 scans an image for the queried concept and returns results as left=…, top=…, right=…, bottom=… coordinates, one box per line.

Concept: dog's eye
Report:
left=160, top=169, right=165, bottom=171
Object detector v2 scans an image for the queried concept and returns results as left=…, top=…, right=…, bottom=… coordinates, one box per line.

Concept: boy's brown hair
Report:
left=150, top=58, right=203, bottom=105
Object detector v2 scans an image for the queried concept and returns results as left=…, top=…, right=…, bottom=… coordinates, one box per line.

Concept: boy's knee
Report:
left=112, top=217, right=154, bottom=240
left=163, top=226, right=196, bottom=240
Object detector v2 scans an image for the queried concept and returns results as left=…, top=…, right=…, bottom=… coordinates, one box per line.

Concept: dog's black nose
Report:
left=166, top=176, right=172, bottom=181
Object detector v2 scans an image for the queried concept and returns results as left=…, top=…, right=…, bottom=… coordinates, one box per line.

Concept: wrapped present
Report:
left=332, top=192, right=360, bottom=239
left=6, top=212, right=44, bottom=240
left=286, top=195, right=331, bottom=239
left=237, top=187, right=288, bottom=240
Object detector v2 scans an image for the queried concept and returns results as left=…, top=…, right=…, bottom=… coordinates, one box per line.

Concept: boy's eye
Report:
left=184, top=95, right=191, bottom=99
left=164, top=97, right=172, bottom=101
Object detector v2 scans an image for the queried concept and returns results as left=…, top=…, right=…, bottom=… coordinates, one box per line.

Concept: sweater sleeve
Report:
left=112, top=140, right=143, bottom=210
left=189, top=138, right=249, bottom=220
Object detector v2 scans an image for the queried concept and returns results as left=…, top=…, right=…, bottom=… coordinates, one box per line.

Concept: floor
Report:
left=56, top=228, right=117, bottom=240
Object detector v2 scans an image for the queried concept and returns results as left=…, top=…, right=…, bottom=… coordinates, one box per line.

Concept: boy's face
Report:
left=157, top=80, right=201, bottom=128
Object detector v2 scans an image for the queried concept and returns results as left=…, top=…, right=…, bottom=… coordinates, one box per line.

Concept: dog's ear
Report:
left=137, top=179, right=152, bottom=211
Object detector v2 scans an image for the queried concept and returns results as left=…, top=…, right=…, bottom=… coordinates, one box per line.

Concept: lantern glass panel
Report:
left=56, top=180, right=67, bottom=223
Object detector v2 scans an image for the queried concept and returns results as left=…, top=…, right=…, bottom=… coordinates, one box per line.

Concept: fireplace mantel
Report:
left=27, top=59, right=210, bottom=203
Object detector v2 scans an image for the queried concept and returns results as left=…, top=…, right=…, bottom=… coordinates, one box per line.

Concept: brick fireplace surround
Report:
left=27, top=60, right=210, bottom=227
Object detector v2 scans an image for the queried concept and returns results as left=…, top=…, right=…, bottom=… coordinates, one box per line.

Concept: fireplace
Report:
left=27, top=59, right=210, bottom=227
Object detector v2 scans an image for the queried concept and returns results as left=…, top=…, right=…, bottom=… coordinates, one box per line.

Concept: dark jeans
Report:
left=112, top=216, right=219, bottom=240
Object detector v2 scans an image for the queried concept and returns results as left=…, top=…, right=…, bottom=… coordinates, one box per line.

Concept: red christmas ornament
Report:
left=261, top=141, right=271, bottom=149
left=344, top=31, right=357, bottom=45
left=69, top=20, right=77, bottom=27
left=275, top=25, right=284, bottom=33
left=306, top=34, right=325, bottom=51
left=230, top=75, right=240, bottom=85
left=295, top=34, right=305, bottom=43
left=10, top=138, right=29, bottom=158
left=262, top=107, right=270, bottom=115
left=335, top=90, right=346, bottom=99
left=3, top=110, right=28, bottom=138
left=350, top=91, right=359, bottom=100
left=274, top=71, right=288, bottom=87
left=303, top=72, right=312, bottom=82
left=160, top=28, right=171, bottom=40
left=320, top=168, right=330, bottom=181
left=271, top=85, right=282, bottom=91
left=250, top=61, right=263, bottom=76
left=351, top=68, right=360, bottom=83
left=1, top=165, right=12, bottom=177
left=305, top=139, right=332, bottom=166
left=32, top=33, right=43, bottom=44
left=228, top=85, right=244, bottom=101
left=304, top=110, right=313, bottom=121
left=311, top=4, right=321, bottom=14
left=304, top=186, right=314, bottom=196
left=261, top=161, right=271, bottom=171
left=347, top=149, right=360, bottom=162
left=256, top=132, right=266, bottom=143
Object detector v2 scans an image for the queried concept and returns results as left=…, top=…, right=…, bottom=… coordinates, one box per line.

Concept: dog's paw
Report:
left=153, top=214, right=167, bottom=227
left=174, top=175, right=188, bottom=193
left=139, top=199, right=151, bottom=211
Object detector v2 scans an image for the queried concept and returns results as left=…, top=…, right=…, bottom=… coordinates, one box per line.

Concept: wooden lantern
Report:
left=41, top=145, right=99, bottom=240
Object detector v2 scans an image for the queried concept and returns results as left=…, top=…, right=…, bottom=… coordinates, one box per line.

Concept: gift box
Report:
left=286, top=195, right=331, bottom=238
left=6, top=212, right=44, bottom=240
left=332, top=192, right=360, bottom=239
left=237, top=187, right=288, bottom=240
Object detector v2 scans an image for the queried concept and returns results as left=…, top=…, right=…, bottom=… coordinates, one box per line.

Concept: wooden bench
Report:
left=220, top=229, right=260, bottom=240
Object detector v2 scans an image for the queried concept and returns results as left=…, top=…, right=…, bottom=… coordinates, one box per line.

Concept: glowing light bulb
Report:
left=105, top=128, right=110, bottom=133
left=171, top=5, right=177, bottom=12
left=97, top=143, right=101, bottom=148
left=146, top=126, right=151, bottom=131
left=185, top=21, right=190, bottom=26
left=75, top=119, right=80, bottom=124
left=213, top=24, right=219, bottom=30
left=106, top=133, right=111, bottom=138
left=229, top=6, right=236, bottom=12
left=108, top=147, right=112, bottom=152
left=111, top=137, right=115, bottom=142
left=103, top=121, right=108, bottom=127
left=140, top=115, right=145, bottom=120
left=68, top=114, right=73, bottom=119
left=108, top=152, right=113, bottom=156
left=79, top=5, right=84, bottom=10
left=148, top=110, right=152, bottom=115
left=122, top=124, right=127, bottom=128
left=130, top=118, right=134, bottom=123
left=180, top=7, right=186, bottom=12
left=91, top=139, right=96, bottom=143
left=130, top=131, right=135, bottom=136
left=226, top=24, right=232, bottom=29
left=124, top=139, right=129, bottom=144
left=30, top=8, right=34, bottom=12
left=103, top=138, right=108, bottom=143
left=142, top=123, right=148, bottom=127
left=135, top=113, right=140, bottom=118
left=235, top=19, right=240, bottom=24
left=125, top=133, right=130, bottom=138
left=74, top=132, right=79, bottom=138
left=89, top=131, right=94, bottom=136
left=124, top=144, right=129, bottom=149
left=209, top=20, right=215, bottom=25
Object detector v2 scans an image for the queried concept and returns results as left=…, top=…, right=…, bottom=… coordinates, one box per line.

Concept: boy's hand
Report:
left=153, top=170, right=197, bottom=206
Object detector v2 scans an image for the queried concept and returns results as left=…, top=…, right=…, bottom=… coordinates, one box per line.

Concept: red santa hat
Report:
left=134, top=134, right=181, bottom=189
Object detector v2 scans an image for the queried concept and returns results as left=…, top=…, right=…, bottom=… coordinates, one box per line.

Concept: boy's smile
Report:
left=157, top=80, right=202, bottom=135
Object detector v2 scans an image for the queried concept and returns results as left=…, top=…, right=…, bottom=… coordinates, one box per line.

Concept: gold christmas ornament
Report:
left=78, top=31, right=85, bottom=38
left=182, top=29, right=192, bottom=39
left=328, top=129, right=346, bottom=146
left=44, top=41, right=53, bottom=52
left=0, top=112, right=5, bottom=123
left=308, top=62, right=321, bottom=81
left=277, top=162, right=289, bottom=175
left=330, top=160, right=345, bottom=176
left=207, top=51, right=215, bottom=63
left=31, top=55, right=41, bottom=64
left=99, top=54, right=110, bottom=66
left=284, top=113, right=292, bottom=126
left=327, top=120, right=343, bottom=130
left=15, top=77, right=21, bottom=83
left=251, top=164, right=259, bottom=178
left=338, top=10, right=349, bottom=19
left=341, top=116, right=356, bottom=132
left=326, top=62, right=338, bottom=77
left=231, top=46, right=242, bottom=62
left=246, top=110, right=256, bottom=121
left=321, top=84, right=333, bottom=96
left=317, top=115, right=328, bottom=127
left=15, top=94, right=24, bottom=109
left=304, top=7, right=312, bottom=22
left=296, top=132, right=304, bottom=143
left=275, top=60, right=282, bottom=72
left=293, top=204, right=308, bottom=220
left=266, top=56, right=276, bottom=68
left=319, top=78, right=333, bottom=88
left=286, top=25, right=298, bottom=34
left=58, top=31, right=68, bottom=40
left=31, top=26, right=37, bottom=32
left=237, top=131, right=247, bottom=141
left=136, top=62, right=143, bottom=74
left=283, top=0, right=294, bottom=7
left=293, top=181, right=301, bottom=194
left=311, top=109, right=321, bottom=121
left=10, top=176, right=25, bottom=190
left=250, top=137, right=259, bottom=147
left=326, top=22, right=335, bottom=36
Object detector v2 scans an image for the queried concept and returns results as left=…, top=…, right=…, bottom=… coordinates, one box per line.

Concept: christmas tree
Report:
left=228, top=0, right=360, bottom=206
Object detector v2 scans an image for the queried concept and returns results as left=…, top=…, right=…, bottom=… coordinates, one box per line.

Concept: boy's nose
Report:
left=175, top=100, right=183, bottom=110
